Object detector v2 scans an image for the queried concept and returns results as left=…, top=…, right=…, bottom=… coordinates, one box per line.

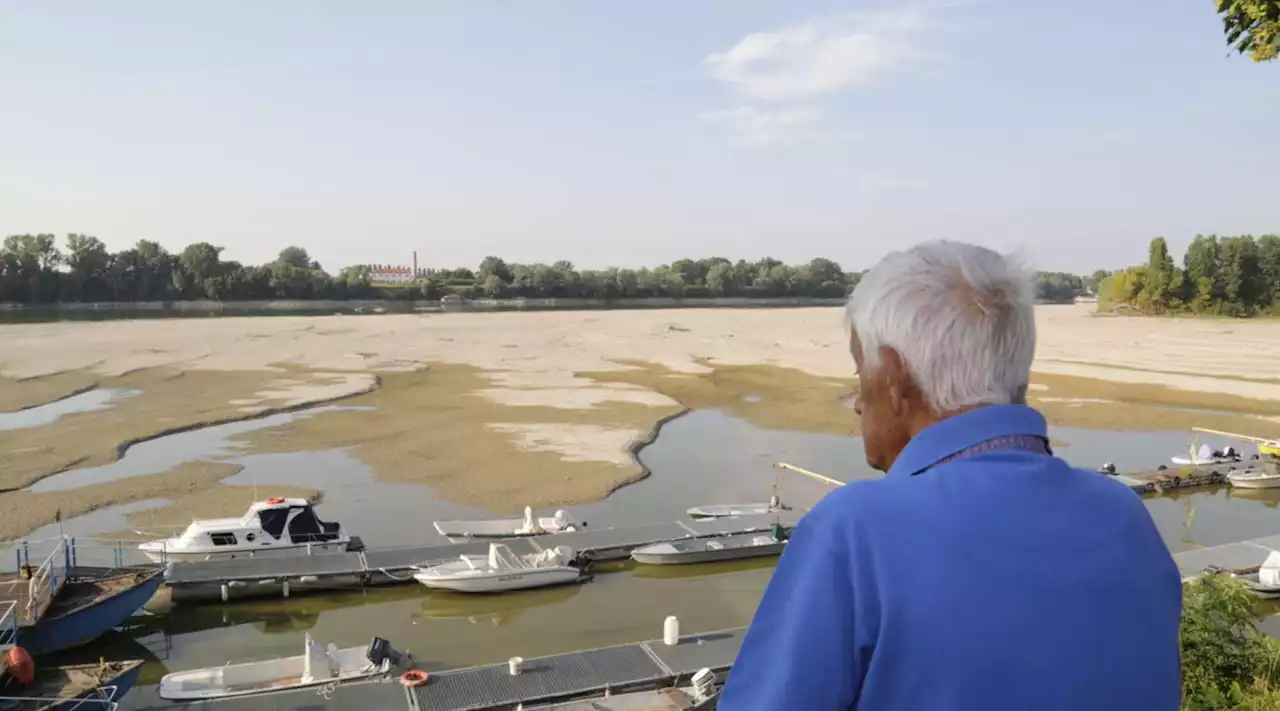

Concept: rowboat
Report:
left=0, top=657, right=143, bottom=711
left=137, top=498, right=350, bottom=563
left=523, top=668, right=720, bottom=710
left=433, top=507, right=579, bottom=539
left=157, top=634, right=409, bottom=700
left=412, top=543, right=587, bottom=593
left=1227, top=470, right=1280, bottom=489
left=631, top=531, right=787, bottom=566
left=686, top=496, right=784, bottom=519
left=1171, top=444, right=1241, bottom=467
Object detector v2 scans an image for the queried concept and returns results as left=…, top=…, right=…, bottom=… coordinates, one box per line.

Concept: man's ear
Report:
left=879, top=345, right=910, bottom=416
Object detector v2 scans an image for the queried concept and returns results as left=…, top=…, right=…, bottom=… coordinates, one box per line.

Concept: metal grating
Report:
left=642, top=629, right=746, bottom=676
left=1173, top=542, right=1274, bottom=578
left=364, top=539, right=540, bottom=571
left=164, top=551, right=365, bottom=584
left=411, top=644, right=668, bottom=711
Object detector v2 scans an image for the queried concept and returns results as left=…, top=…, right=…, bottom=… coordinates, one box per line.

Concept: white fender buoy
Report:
left=509, top=656, right=523, bottom=675
left=220, top=584, right=229, bottom=602
left=282, top=581, right=290, bottom=598
left=664, top=616, right=680, bottom=646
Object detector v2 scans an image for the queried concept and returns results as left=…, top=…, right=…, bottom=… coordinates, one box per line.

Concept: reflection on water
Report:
left=0, top=388, right=141, bottom=430
left=28, top=405, right=368, bottom=493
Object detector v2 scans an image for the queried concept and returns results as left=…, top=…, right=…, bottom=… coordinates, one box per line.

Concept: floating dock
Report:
left=145, top=625, right=746, bottom=710
left=163, top=512, right=801, bottom=603
left=1172, top=534, right=1280, bottom=581
left=1113, top=459, right=1261, bottom=494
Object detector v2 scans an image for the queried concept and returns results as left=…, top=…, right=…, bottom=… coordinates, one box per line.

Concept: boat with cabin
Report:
left=522, top=668, right=721, bottom=710
left=412, top=543, right=587, bottom=593
left=631, top=530, right=788, bottom=566
left=433, top=507, right=580, bottom=539
left=136, top=497, right=350, bottom=563
left=158, top=634, right=410, bottom=701
left=0, top=649, right=143, bottom=711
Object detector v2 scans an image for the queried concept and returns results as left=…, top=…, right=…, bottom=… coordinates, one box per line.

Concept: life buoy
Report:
left=266, top=497, right=286, bottom=505
left=399, top=670, right=429, bottom=687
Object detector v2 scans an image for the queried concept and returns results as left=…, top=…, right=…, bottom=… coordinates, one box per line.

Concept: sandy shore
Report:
left=2, top=304, right=1279, bottom=540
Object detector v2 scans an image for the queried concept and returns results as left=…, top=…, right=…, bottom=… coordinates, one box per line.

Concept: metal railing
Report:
left=0, top=600, right=17, bottom=646
left=21, top=536, right=68, bottom=622
left=0, top=690, right=119, bottom=711
left=64, top=536, right=166, bottom=569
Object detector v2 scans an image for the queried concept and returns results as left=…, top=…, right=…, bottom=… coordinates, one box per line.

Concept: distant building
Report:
left=369, top=265, right=416, bottom=284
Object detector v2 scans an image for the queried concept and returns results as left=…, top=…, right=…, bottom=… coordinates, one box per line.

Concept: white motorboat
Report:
left=433, top=506, right=579, bottom=538
left=1227, top=469, right=1280, bottom=489
left=686, top=496, right=783, bottom=519
left=158, top=634, right=410, bottom=701
left=523, top=668, right=720, bottom=710
left=632, top=531, right=787, bottom=566
left=412, top=543, right=585, bottom=593
left=137, top=497, right=350, bottom=563
left=1171, top=444, right=1241, bottom=467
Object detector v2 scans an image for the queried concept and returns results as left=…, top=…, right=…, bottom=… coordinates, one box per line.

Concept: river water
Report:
left=15, top=408, right=1278, bottom=710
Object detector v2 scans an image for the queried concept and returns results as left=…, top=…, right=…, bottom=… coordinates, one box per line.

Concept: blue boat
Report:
left=2, top=538, right=164, bottom=656
left=0, top=658, right=144, bottom=711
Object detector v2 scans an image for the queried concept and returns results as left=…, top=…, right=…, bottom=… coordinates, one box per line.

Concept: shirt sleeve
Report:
left=717, top=513, right=863, bottom=711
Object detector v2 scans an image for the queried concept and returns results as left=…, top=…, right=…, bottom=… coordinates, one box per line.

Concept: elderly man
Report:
left=718, top=241, right=1181, bottom=710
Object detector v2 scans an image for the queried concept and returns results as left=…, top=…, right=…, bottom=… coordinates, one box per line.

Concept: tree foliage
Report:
left=1180, top=574, right=1280, bottom=710
left=1104, top=235, right=1280, bottom=316
left=1217, top=0, right=1280, bottom=62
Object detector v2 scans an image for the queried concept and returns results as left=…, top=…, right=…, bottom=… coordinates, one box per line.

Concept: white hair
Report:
left=845, top=240, right=1036, bottom=412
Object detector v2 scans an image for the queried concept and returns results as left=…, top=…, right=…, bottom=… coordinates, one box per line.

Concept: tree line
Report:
left=1099, top=234, right=1280, bottom=316
left=1, top=233, right=1098, bottom=304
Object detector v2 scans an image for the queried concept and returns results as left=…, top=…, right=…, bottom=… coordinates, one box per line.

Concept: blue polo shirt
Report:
left=718, top=404, right=1182, bottom=711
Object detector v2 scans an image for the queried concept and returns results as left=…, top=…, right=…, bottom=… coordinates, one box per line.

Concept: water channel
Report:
left=10, top=405, right=1279, bottom=710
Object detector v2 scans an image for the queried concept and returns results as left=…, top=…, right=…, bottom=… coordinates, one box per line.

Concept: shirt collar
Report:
left=886, top=404, right=1050, bottom=478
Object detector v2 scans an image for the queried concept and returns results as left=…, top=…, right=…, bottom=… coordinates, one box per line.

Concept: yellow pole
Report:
left=775, top=461, right=844, bottom=488
left=1191, top=427, right=1271, bottom=443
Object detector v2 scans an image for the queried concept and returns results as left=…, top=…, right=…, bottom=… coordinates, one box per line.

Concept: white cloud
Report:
left=699, top=106, right=825, bottom=146
left=703, top=8, right=932, bottom=103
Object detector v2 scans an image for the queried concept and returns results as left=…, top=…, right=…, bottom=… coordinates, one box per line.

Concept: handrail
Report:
left=0, top=695, right=118, bottom=710
left=24, top=537, right=67, bottom=621
left=774, top=461, right=843, bottom=487
left=0, top=600, right=17, bottom=646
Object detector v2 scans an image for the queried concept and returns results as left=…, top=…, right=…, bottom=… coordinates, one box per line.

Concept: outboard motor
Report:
left=691, top=668, right=719, bottom=703
left=367, top=637, right=411, bottom=669
left=1225, top=446, right=1238, bottom=459
left=1098, top=462, right=1116, bottom=475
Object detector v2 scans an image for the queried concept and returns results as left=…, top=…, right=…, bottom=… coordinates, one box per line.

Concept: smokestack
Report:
left=413, top=251, right=418, bottom=277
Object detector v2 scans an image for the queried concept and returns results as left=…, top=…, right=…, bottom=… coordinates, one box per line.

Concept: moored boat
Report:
left=1172, top=444, right=1241, bottom=467
left=137, top=497, right=350, bottom=563
left=158, top=634, right=410, bottom=700
left=412, top=543, right=586, bottom=593
left=523, top=668, right=721, bottom=710
left=0, top=654, right=143, bottom=711
left=686, top=496, right=784, bottom=520
left=1227, top=470, right=1280, bottom=489
left=433, top=507, right=580, bottom=539
left=631, top=530, right=787, bottom=566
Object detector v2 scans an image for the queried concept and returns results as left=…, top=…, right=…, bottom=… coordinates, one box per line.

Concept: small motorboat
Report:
left=433, top=507, right=580, bottom=539
left=412, top=543, right=586, bottom=593
left=1227, top=469, right=1280, bottom=489
left=137, top=497, right=350, bottom=563
left=523, top=668, right=720, bottom=710
left=0, top=653, right=144, bottom=711
left=158, top=634, right=410, bottom=701
left=686, top=496, right=785, bottom=520
left=631, top=530, right=787, bottom=566
left=1171, top=444, right=1241, bottom=467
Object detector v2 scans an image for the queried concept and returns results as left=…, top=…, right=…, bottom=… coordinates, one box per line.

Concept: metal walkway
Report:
left=163, top=513, right=800, bottom=601
left=1172, top=533, right=1280, bottom=580
left=152, top=627, right=745, bottom=711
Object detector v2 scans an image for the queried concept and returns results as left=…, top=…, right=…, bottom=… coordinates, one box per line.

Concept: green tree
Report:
left=1257, top=234, right=1280, bottom=309
left=1216, top=0, right=1280, bottom=62
left=63, top=234, right=110, bottom=301
left=477, top=256, right=512, bottom=284
left=1185, top=235, right=1222, bottom=313
left=1139, top=237, right=1179, bottom=312
left=481, top=274, right=505, bottom=297
left=277, top=246, right=314, bottom=270
left=705, top=262, right=733, bottom=296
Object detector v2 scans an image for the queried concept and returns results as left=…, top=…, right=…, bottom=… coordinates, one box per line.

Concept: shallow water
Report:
left=15, top=406, right=1279, bottom=710
left=27, top=405, right=369, bottom=493
left=0, top=388, right=141, bottom=430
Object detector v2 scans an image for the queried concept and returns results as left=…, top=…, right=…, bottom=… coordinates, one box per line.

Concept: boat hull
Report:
left=159, top=646, right=384, bottom=700
left=685, top=504, right=775, bottom=519
left=140, top=540, right=350, bottom=564
left=1229, top=476, right=1280, bottom=489
left=20, top=570, right=164, bottom=656
left=414, top=568, right=582, bottom=593
left=632, top=541, right=786, bottom=565
left=31, top=660, right=144, bottom=711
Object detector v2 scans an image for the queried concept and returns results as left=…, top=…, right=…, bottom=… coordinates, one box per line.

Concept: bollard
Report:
left=664, top=616, right=680, bottom=646
left=509, top=657, right=523, bottom=676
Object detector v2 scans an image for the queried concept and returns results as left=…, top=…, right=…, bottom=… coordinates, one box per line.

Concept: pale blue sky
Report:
left=2, top=1, right=1276, bottom=274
